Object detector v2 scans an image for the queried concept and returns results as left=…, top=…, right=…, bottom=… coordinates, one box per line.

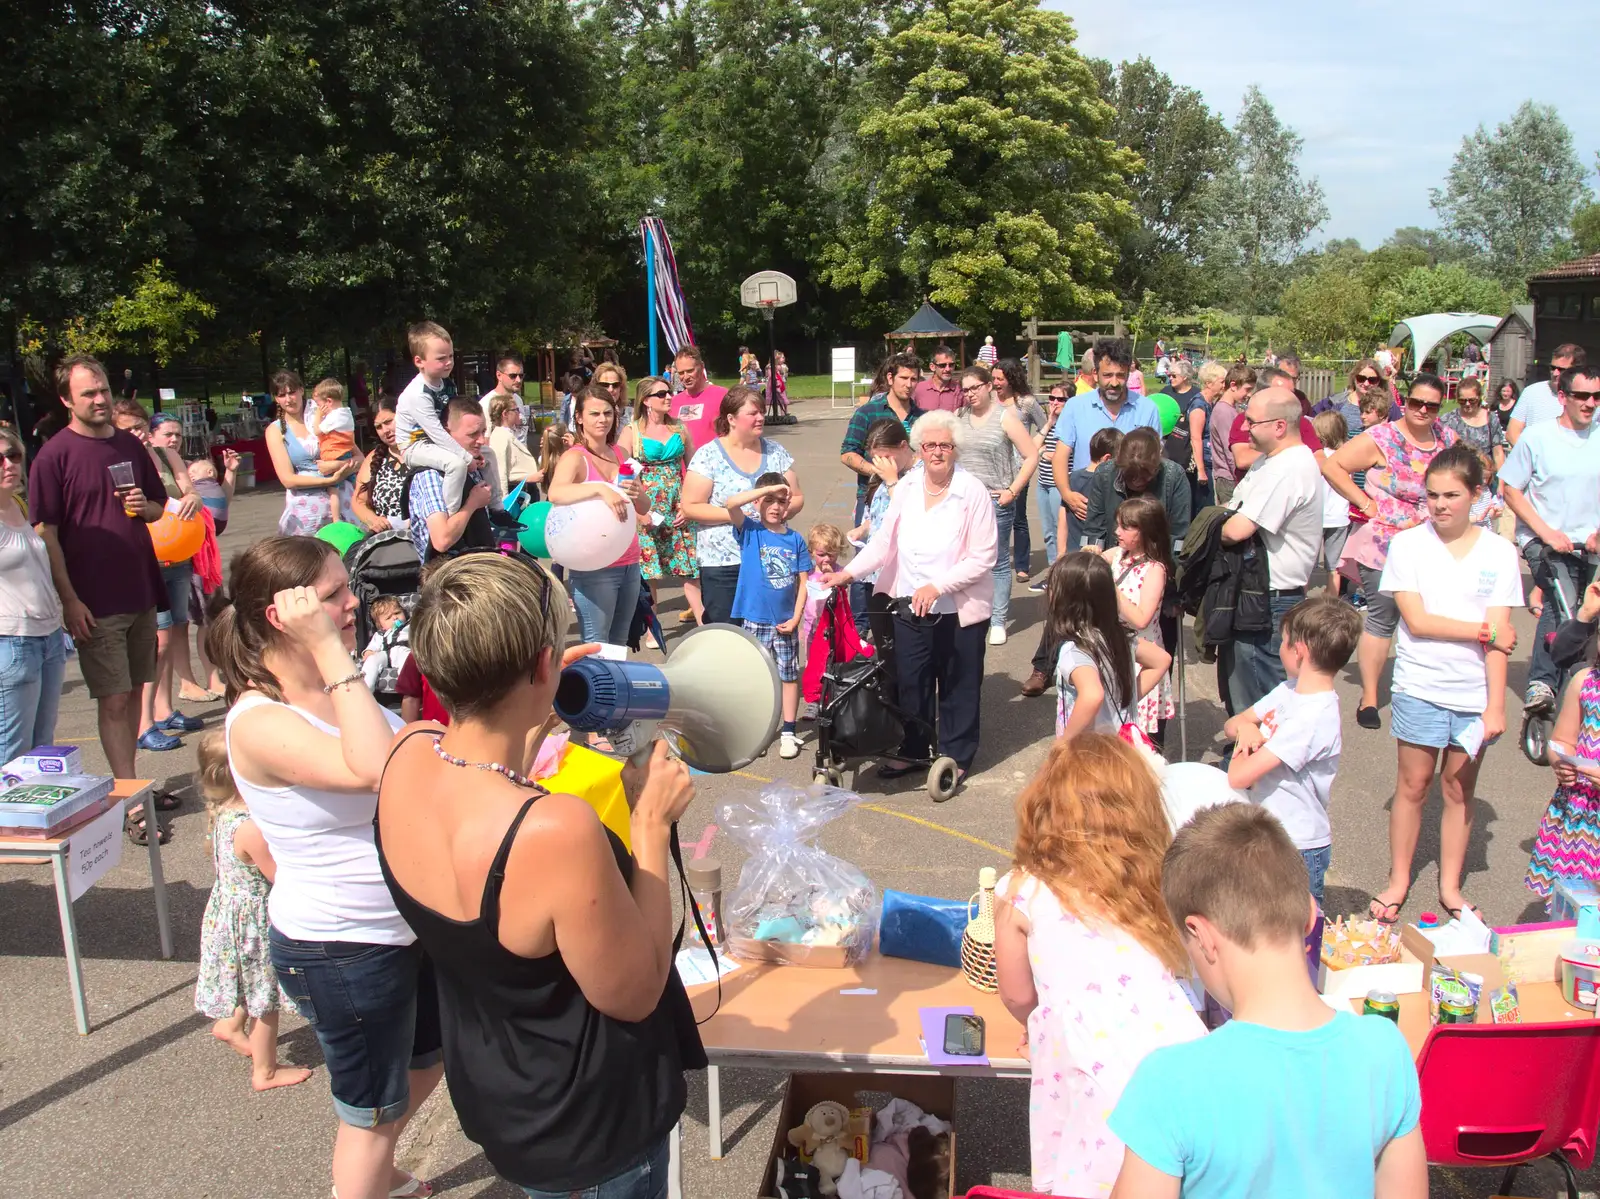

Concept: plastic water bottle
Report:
left=686, top=861, right=723, bottom=949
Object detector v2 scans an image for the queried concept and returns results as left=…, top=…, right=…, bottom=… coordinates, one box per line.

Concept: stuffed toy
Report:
left=788, top=1100, right=852, bottom=1195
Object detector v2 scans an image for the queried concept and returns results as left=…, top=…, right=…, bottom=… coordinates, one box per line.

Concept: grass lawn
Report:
left=782, top=374, right=862, bottom=399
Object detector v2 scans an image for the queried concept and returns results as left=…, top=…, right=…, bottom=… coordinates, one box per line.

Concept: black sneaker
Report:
left=1356, top=706, right=1381, bottom=730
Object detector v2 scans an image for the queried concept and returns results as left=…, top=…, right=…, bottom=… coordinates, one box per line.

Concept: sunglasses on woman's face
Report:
left=1406, top=399, right=1442, bottom=412
left=1356, top=374, right=1380, bottom=385
left=0, top=450, right=21, bottom=464
left=645, top=390, right=670, bottom=401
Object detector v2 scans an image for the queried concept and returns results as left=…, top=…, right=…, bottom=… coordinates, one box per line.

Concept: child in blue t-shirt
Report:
left=1107, top=803, right=1424, bottom=1199
left=727, top=472, right=811, bottom=760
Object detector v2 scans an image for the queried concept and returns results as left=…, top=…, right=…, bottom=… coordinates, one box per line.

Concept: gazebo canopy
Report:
left=1387, top=312, right=1501, bottom=370
left=888, top=302, right=967, bottom=338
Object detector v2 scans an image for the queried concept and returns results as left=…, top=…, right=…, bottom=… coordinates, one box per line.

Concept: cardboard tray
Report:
left=761, top=1073, right=956, bottom=1199
left=1316, top=926, right=1427, bottom=1000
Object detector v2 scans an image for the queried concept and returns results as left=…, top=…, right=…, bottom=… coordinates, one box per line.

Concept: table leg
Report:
left=141, top=795, right=174, bottom=959
left=51, top=852, right=90, bottom=1035
left=668, top=1120, right=683, bottom=1199
left=708, top=1063, right=723, bottom=1159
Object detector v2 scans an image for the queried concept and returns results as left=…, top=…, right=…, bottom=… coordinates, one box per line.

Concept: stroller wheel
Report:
left=1522, top=714, right=1551, bottom=767
left=927, top=756, right=961, bottom=803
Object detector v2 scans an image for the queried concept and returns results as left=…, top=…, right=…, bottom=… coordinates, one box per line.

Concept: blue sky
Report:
left=1053, top=0, right=1600, bottom=249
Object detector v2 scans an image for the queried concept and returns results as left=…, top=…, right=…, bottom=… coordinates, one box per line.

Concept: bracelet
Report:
left=322, top=671, right=364, bottom=694
left=1477, top=621, right=1491, bottom=646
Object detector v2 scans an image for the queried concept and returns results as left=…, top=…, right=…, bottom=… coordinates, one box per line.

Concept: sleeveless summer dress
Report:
left=194, top=806, right=279, bottom=1020
left=1527, top=668, right=1600, bottom=903
left=636, top=429, right=697, bottom=580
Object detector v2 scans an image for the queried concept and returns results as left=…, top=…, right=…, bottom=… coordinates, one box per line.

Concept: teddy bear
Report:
left=787, top=1100, right=852, bottom=1196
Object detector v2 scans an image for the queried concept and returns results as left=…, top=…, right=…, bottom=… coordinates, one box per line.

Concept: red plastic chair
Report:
left=1416, top=1019, right=1600, bottom=1199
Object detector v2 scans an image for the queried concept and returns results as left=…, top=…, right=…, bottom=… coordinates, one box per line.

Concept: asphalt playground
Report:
left=0, top=396, right=1590, bottom=1197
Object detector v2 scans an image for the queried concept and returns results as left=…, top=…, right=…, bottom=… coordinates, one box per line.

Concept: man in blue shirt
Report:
left=1050, top=338, right=1161, bottom=525
left=406, top=399, right=498, bottom=562
left=841, top=352, right=924, bottom=524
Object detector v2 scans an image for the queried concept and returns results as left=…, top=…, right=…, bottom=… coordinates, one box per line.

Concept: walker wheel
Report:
left=927, top=756, right=961, bottom=803
left=814, top=767, right=844, bottom=788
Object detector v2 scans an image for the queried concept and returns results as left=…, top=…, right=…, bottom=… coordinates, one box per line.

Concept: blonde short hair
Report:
left=312, top=377, right=345, bottom=406
left=909, top=409, right=963, bottom=458
left=408, top=321, right=452, bottom=360
left=409, top=554, right=569, bottom=721
left=488, top=394, right=521, bottom=427
left=1196, top=361, right=1227, bottom=389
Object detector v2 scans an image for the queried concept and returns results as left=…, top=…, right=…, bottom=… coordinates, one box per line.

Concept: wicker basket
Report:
left=961, top=866, right=998, bottom=992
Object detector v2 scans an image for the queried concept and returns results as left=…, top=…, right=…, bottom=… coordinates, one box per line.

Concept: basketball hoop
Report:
left=740, top=271, right=797, bottom=421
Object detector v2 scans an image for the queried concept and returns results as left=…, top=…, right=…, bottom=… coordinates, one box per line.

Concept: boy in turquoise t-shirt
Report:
left=1108, top=804, right=1424, bottom=1199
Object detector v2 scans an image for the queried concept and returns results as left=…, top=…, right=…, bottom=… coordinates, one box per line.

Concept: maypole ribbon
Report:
left=639, top=217, right=696, bottom=355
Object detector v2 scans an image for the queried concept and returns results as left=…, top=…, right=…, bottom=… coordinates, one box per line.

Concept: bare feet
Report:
left=212, top=1015, right=251, bottom=1056
left=251, top=1064, right=313, bottom=1091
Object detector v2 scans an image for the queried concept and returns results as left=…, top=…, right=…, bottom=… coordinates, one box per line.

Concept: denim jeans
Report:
left=1301, top=845, right=1331, bottom=909
left=569, top=562, right=643, bottom=645
left=991, top=497, right=1016, bottom=628
left=0, top=632, right=67, bottom=764
left=1035, top=482, right=1062, bottom=565
left=521, top=1137, right=670, bottom=1199
left=1011, top=478, right=1031, bottom=573
left=1190, top=474, right=1214, bottom=516
left=1523, top=542, right=1596, bottom=692
left=1222, top=590, right=1303, bottom=714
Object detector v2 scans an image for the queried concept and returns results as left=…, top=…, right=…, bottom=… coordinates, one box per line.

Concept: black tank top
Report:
left=376, top=741, right=706, bottom=1190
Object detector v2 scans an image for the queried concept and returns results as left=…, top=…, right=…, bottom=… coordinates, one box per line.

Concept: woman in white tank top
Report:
left=209, top=535, right=438, bottom=1199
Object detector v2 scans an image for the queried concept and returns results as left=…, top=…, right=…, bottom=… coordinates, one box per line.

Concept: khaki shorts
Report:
left=78, top=608, right=158, bottom=699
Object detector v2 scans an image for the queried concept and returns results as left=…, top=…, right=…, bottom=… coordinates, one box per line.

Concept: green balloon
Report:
left=518, top=501, right=552, bottom=558
left=316, top=521, right=367, bottom=556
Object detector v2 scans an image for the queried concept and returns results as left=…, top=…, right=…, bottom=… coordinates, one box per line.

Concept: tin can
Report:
left=1438, top=998, right=1477, bottom=1025
left=1363, top=990, right=1400, bottom=1022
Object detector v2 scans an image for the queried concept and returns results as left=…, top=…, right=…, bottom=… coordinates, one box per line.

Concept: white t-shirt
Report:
left=1319, top=447, right=1350, bottom=529
left=1509, top=380, right=1559, bottom=428
left=1055, top=639, right=1134, bottom=736
left=1231, top=443, right=1323, bottom=588
left=1380, top=523, right=1524, bottom=712
left=315, top=404, right=354, bottom=435
left=224, top=694, right=412, bottom=945
left=1247, top=683, right=1341, bottom=850
left=1497, top=419, right=1600, bottom=548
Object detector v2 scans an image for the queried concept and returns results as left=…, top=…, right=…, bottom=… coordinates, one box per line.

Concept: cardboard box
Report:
left=762, top=1073, right=956, bottom=1199
left=1317, top=926, right=1427, bottom=1001
left=2, top=745, right=83, bottom=783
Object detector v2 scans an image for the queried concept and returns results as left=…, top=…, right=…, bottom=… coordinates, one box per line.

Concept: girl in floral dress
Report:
left=193, top=731, right=311, bottom=1092
left=618, top=377, right=702, bottom=623
left=1527, top=651, right=1600, bottom=904
left=1100, top=496, right=1175, bottom=738
left=995, top=734, right=1204, bottom=1196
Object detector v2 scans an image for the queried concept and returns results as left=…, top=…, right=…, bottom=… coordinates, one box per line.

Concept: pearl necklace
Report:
left=923, top=475, right=952, bottom=498
left=431, top=736, right=538, bottom=789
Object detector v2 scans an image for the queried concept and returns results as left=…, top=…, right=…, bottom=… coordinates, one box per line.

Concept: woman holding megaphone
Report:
left=376, top=553, right=706, bottom=1199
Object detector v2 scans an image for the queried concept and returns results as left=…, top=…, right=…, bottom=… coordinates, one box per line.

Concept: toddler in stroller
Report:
left=344, top=529, right=423, bottom=709
left=360, top=595, right=412, bottom=691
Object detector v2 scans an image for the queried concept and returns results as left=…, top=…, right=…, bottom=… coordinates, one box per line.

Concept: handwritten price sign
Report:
left=68, top=800, right=125, bottom=901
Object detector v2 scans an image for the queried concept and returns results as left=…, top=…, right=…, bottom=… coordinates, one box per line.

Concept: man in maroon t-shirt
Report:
left=31, top=355, right=168, bottom=787
left=669, top=345, right=727, bottom=452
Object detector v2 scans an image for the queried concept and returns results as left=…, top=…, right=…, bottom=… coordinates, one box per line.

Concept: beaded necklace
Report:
left=431, top=735, right=538, bottom=789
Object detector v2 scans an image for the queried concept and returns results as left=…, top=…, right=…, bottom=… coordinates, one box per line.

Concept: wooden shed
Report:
left=1527, top=252, right=1600, bottom=381
left=1485, top=304, right=1534, bottom=395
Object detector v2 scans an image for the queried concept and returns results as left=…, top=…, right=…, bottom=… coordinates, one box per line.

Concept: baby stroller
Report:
left=344, top=530, right=422, bottom=710
left=1523, top=562, right=1589, bottom=765
left=811, top=591, right=961, bottom=802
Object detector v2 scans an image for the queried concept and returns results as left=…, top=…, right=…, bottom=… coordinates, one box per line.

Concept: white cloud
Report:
left=1051, top=0, right=1600, bottom=246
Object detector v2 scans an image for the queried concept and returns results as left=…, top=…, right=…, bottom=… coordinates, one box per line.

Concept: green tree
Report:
left=1088, top=56, right=1232, bottom=313
left=1370, top=265, right=1510, bottom=339
left=818, top=0, right=1135, bottom=331
left=1430, top=101, right=1591, bottom=287
left=1574, top=203, right=1600, bottom=255
left=1204, top=86, right=1328, bottom=349
left=1279, top=261, right=1373, bottom=354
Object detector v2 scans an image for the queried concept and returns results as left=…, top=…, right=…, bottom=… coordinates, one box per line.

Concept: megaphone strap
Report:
left=670, top=822, right=722, bottom=1026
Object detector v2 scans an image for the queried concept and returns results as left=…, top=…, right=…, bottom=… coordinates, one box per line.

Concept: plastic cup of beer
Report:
left=108, top=462, right=139, bottom=516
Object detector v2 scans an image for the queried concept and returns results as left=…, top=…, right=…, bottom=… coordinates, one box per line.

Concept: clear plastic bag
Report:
left=715, top=784, right=879, bottom=967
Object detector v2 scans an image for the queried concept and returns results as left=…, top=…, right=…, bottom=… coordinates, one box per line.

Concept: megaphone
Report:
left=554, top=626, right=783, bottom=772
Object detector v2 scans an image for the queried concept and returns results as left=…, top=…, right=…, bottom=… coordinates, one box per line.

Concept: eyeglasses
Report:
left=933, top=361, right=954, bottom=370
left=921, top=441, right=955, bottom=453
left=1569, top=389, right=1600, bottom=402
left=600, top=379, right=624, bottom=388
left=503, top=372, right=523, bottom=380
left=644, top=390, right=670, bottom=401
left=1242, top=415, right=1285, bottom=428
left=1355, top=374, right=1380, bottom=385
left=1406, top=399, right=1442, bottom=412
left=0, top=450, right=21, bottom=463
left=959, top=384, right=985, bottom=395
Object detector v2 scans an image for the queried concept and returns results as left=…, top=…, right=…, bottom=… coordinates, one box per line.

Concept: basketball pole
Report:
left=764, top=302, right=777, bottom=415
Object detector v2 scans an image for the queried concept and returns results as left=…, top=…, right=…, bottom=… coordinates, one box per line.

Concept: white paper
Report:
left=675, top=946, right=740, bottom=987
left=1414, top=906, right=1493, bottom=956
left=594, top=643, right=629, bottom=661
left=1453, top=717, right=1485, bottom=759
left=806, top=580, right=832, bottom=601
left=68, top=799, right=125, bottom=901
left=848, top=538, right=867, bottom=549
left=839, top=987, right=877, bottom=996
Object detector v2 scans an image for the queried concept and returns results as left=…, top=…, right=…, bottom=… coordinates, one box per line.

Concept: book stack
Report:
left=0, top=775, right=115, bottom=836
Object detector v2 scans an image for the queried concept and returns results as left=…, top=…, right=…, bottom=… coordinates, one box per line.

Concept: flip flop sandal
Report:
left=1368, top=897, right=1404, bottom=925
left=124, top=809, right=171, bottom=847
left=332, top=1176, right=432, bottom=1199
left=1442, top=901, right=1481, bottom=921
left=153, top=790, right=184, bottom=811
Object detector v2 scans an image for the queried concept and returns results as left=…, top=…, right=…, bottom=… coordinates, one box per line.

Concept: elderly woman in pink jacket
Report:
left=819, top=409, right=998, bottom=788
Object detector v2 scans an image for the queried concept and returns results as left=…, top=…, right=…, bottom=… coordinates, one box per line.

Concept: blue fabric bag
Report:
left=877, top=889, right=968, bottom=968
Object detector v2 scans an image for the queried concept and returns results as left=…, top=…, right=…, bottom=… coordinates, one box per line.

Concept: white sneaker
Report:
left=780, top=731, right=802, bottom=759
left=988, top=625, right=1007, bottom=646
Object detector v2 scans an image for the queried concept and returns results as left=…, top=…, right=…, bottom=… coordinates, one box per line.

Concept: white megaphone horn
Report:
left=553, top=626, right=783, bottom=772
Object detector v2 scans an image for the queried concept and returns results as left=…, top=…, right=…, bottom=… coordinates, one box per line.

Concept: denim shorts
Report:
left=269, top=929, right=442, bottom=1127
left=1390, top=692, right=1492, bottom=752
left=156, top=561, right=193, bottom=631
left=521, top=1136, right=670, bottom=1199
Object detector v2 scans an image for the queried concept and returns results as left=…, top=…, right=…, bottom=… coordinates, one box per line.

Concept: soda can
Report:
left=1438, top=998, right=1477, bottom=1025
left=1363, top=989, right=1400, bottom=1022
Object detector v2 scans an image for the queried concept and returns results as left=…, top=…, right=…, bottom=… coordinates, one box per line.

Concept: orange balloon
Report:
left=149, top=509, right=204, bottom=565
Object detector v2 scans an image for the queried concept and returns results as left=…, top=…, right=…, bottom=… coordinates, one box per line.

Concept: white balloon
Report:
left=1160, top=761, right=1249, bottom=833
left=545, top=490, right=637, bottom=572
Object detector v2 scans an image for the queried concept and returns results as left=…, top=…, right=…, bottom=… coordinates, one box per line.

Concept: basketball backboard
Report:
left=739, top=270, right=798, bottom=309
